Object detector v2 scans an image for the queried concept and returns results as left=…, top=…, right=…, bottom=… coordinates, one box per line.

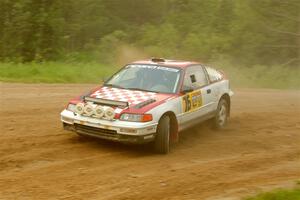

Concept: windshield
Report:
left=105, top=64, right=181, bottom=93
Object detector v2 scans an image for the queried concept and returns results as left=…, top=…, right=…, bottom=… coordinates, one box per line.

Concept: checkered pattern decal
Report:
left=90, top=87, right=156, bottom=105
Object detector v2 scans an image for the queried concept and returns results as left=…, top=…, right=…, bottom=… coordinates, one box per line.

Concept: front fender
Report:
left=147, top=96, right=181, bottom=123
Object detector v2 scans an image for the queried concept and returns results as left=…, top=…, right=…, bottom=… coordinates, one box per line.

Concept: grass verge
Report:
left=0, top=62, right=299, bottom=89
left=212, top=60, right=300, bottom=89
left=245, top=188, right=300, bottom=200
left=0, top=62, right=118, bottom=83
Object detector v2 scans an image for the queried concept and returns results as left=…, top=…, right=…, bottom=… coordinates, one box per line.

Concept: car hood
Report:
left=88, top=86, right=174, bottom=113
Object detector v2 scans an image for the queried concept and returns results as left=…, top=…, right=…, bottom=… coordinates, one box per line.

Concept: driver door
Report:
left=179, top=65, right=213, bottom=126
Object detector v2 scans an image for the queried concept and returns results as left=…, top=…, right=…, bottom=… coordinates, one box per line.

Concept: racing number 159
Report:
left=182, top=91, right=202, bottom=113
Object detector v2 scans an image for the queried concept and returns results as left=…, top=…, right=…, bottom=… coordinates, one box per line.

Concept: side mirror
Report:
left=181, top=86, right=193, bottom=94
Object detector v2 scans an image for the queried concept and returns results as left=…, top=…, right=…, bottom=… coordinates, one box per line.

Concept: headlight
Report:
left=120, top=113, right=152, bottom=122
left=104, top=106, right=115, bottom=120
left=94, top=105, right=104, bottom=118
left=75, top=103, right=85, bottom=114
left=83, top=104, right=94, bottom=116
left=67, top=104, right=76, bottom=112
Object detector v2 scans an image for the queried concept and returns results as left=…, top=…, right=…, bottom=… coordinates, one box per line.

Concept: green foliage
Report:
left=0, top=0, right=299, bottom=66
left=245, top=188, right=300, bottom=200
left=138, top=23, right=180, bottom=57
left=97, top=30, right=128, bottom=64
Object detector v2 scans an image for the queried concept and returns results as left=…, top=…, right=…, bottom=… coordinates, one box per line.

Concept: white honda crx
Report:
left=61, top=58, right=233, bottom=154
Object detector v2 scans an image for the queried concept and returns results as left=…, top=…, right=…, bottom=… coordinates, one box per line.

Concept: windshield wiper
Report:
left=104, top=83, right=125, bottom=89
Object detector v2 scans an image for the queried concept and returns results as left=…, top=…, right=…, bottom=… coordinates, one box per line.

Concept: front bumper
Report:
left=61, top=109, right=157, bottom=144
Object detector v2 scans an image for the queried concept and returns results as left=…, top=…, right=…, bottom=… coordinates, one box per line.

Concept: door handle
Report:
left=207, top=89, right=211, bottom=94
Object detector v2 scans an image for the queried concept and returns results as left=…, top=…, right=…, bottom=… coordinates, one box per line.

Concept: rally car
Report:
left=61, top=58, right=233, bottom=154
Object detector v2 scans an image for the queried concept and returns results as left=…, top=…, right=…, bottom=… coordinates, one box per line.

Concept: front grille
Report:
left=74, top=124, right=117, bottom=136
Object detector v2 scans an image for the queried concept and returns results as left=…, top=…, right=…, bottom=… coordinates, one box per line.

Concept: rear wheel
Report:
left=154, top=115, right=170, bottom=154
left=212, top=98, right=229, bottom=129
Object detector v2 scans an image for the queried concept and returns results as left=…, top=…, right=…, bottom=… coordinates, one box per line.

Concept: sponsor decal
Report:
left=182, top=90, right=202, bottom=113
left=127, top=64, right=179, bottom=72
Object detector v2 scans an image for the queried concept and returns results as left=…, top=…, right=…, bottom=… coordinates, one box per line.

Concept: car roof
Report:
left=130, top=58, right=201, bottom=69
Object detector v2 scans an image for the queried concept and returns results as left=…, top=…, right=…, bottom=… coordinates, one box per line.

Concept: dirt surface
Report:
left=0, top=83, right=299, bottom=200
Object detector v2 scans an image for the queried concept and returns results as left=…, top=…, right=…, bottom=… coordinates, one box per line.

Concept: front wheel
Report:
left=153, top=115, right=170, bottom=154
left=212, top=98, right=229, bottom=129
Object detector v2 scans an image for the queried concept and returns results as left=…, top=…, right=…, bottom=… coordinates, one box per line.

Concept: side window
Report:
left=183, top=65, right=208, bottom=90
left=205, top=66, right=223, bottom=82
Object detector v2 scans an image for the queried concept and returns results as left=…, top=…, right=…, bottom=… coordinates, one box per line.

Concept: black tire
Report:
left=154, top=115, right=170, bottom=154
left=212, top=98, right=229, bottom=130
